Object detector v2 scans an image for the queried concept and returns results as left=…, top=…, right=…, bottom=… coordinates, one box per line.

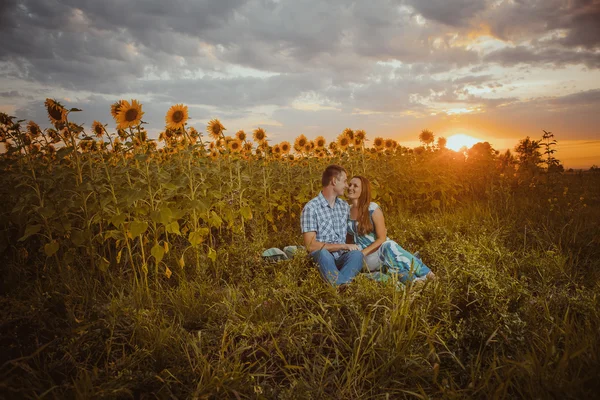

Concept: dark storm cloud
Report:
left=136, top=73, right=326, bottom=108
left=0, top=91, right=21, bottom=98
left=485, top=0, right=600, bottom=49
left=405, top=0, right=490, bottom=27
left=484, top=46, right=600, bottom=69
left=551, top=89, right=600, bottom=107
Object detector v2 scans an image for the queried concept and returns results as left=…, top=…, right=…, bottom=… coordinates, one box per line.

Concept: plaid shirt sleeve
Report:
left=300, top=203, right=318, bottom=233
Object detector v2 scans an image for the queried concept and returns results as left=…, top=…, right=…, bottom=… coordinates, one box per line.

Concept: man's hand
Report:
left=344, top=244, right=360, bottom=251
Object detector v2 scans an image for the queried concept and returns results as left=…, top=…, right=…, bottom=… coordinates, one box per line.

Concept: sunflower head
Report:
left=384, top=139, right=394, bottom=149
left=353, top=137, right=363, bottom=147
left=111, top=100, right=125, bottom=121
left=116, top=99, right=144, bottom=129
left=337, top=134, right=350, bottom=149
left=243, top=142, right=253, bottom=152
left=91, top=121, right=104, bottom=138
left=295, top=134, right=307, bottom=150
left=355, top=129, right=366, bottom=141
left=373, top=137, right=384, bottom=150
left=253, top=127, right=267, bottom=143
left=280, top=141, right=290, bottom=154
left=44, top=99, right=67, bottom=125
left=228, top=139, right=242, bottom=153
left=207, top=119, right=225, bottom=140
left=273, top=144, right=281, bottom=154
left=343, top=128, right=354, bottom=140
left=328, top=142, right=337, bottom=151
left=166, top=104, right=188, bottom=130
left=303, top=143, right=312, bottom=153
left=27, top=121, right=42, bottom=138
left=189, top=127, right=199, bottom=138
left=236, top=130, right=246, bottom=141
left=209, top=150, right=219, bottom=159
left=315, top=136, right=326, bottom=148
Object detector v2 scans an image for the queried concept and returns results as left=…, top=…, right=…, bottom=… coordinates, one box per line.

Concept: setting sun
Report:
left=446, top=134, right=481, bottom=151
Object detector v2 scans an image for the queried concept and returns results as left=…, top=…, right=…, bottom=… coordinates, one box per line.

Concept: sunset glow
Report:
left=446, top=134, right=481, bottom=152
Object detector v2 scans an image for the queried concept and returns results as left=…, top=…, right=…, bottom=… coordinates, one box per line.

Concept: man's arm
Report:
left=303, top=231, right=359, bottom=253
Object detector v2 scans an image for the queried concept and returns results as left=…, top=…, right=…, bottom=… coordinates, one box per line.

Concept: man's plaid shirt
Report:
left=301, top=192, right=349, bottom=259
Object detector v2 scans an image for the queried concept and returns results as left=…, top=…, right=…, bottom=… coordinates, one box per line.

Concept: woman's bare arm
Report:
left=360, top=208, right=387, bottom=256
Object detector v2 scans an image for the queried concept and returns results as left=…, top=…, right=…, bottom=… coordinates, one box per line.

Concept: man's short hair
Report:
left=321, top=164, right=346, bottom=187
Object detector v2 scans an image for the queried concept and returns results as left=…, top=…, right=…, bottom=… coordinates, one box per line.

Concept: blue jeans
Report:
left=310, top=249, right=364, bottom=286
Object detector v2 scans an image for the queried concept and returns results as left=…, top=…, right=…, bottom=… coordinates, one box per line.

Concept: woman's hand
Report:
left=344, top=244, right=360, bottom=251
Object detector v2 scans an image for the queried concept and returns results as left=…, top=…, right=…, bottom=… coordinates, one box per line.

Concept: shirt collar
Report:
left=318, top=191, right=342, bottom=209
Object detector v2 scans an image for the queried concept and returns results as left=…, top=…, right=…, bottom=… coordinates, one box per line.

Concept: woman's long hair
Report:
left=352, top=175, right=373, bottom=235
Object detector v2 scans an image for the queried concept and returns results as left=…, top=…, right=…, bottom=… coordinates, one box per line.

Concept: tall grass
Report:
left=1, top=197, right=599, bottom=398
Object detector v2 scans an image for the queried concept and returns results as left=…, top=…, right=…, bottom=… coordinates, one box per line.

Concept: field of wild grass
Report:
left=1, top=101, right=600, bottom=398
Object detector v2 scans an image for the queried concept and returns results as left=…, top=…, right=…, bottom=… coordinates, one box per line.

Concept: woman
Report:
left=347, top=175, right=435, bottom=284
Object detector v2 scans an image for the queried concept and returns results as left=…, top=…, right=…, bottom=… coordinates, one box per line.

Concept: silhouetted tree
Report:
left=437, top=136, right=447, bottom=150
left=514, top=136, right=542, bottom=177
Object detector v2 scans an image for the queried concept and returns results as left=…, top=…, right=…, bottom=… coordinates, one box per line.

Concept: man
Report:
left=301, top=164, right=364, bottom=286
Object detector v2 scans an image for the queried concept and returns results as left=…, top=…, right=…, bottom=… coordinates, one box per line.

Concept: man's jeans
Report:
left=310, top=249, right=364, bottom=286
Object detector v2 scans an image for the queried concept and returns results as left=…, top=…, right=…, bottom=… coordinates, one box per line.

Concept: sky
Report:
left=1, top=0, right=599, bottom=168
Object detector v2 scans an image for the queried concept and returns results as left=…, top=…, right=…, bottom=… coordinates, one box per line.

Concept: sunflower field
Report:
left=1, top=99, right=599, bottom=398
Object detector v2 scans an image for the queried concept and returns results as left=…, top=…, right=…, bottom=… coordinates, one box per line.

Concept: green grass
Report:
left=2, top=199, right=599, bottom=399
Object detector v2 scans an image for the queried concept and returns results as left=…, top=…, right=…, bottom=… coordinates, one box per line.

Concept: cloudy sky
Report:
left=1, top=0, right=599, bottom=167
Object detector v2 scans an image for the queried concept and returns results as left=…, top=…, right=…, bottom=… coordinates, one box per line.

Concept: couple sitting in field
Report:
left=301, top=164, right=435, bottom=287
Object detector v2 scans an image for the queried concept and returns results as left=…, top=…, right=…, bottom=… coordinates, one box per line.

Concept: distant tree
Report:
left=498, top=149, right=517, bottom=173
left=514, top=136, right=542, bottom=176
left=419, top=129, right=435, bottom=148
left=467, top=141, right=496, bottom=163
left=437, top=136, right=447, bottom=150
left=462, top=142, right=497, bottom=196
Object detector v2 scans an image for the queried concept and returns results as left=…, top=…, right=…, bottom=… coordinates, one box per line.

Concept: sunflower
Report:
left=236, top=130, right=246, bottom=141
left=207, top=119, right=225, bottom=140
left=373, top=137, right=384, bottom=150
left=294, top=134, right=307, bottom=151
left=165, top=104, right=188, bottom=130
left=353, top=137, right=363, bottom=147
left=342, top=128, right=354, bottom=140
left=189, top=127, right=199, bottom=138
left=209, top=150, right=219, bottom=159
left=315, top=136, right=326, bottom=149
left=228, top=139, right=242, bottom=153
left=91, top=121, right=104, bottom=138
left=243, top=142, right=253, bottom=153
left=253, top=127, right=267, bottom=143
left=44, top=99, right=67, bottom=125
left=355, top=129, right=366, bottom=141
left=280, top=141, right=291, bottom=154
left=110, top=100, right=125, bottom=121
left=27, top=121, right=42, bottom=138
left=116, top=99, right=144, bottom=129
left=328, top=142, right=337, bottom=151
left=337, top=134, right=350, bottom=150
left=272, top=144, right=282, bottom=156
left=384, top=139, right=394, bottom=150
left=303, top=143, right=312, bottom=153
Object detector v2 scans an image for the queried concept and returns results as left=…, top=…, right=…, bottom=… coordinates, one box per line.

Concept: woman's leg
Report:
left=379, top=240, right=432, bottom=283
